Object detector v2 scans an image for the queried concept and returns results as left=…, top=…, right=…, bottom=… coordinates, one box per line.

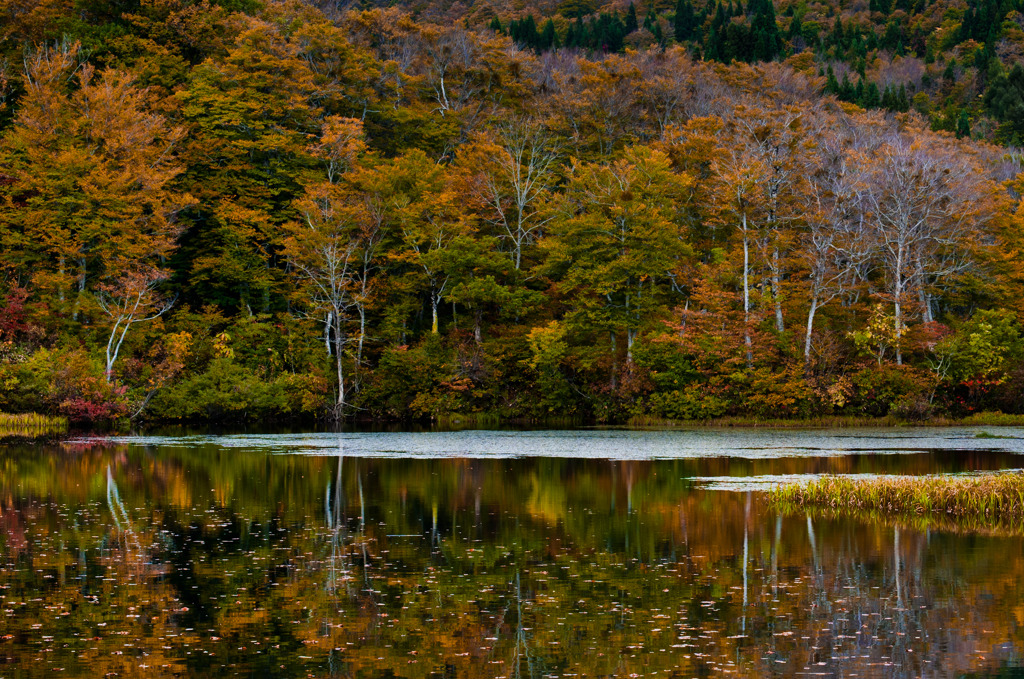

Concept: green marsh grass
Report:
left=961, top=412, right=1024, bottom=426
left=432, top=413, right=585, bottom=429
left=0, top=412, right=68, bottom=438
left=629, top=411, right=1024, bottom=429
left=627, top=414, right=905, bottom=428
left=769, top=473, right=1024, bottom=527
left=975, top=431, right=1016, bottom=439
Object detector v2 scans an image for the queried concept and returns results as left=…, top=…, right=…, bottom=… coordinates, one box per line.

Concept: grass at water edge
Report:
left=768, top=472, right=1024, bottom=534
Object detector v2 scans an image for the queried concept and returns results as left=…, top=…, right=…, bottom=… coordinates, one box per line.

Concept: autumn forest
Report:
left=1, top=0, right=1023, bottom=426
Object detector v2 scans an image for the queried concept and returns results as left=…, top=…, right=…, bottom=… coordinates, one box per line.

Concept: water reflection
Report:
left=0, top=438, right=1022, bottom=677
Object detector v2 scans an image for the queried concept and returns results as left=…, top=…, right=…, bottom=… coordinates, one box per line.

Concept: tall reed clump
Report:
left=962, top=412, right=1024, bottom=426
left=0, top=412, right=69, bottom=438
left=769, top=473, right=1024, bottom=521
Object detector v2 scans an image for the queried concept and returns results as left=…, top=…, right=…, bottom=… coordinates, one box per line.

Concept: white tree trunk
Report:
left=431, top=290, right=440, bottom=334
left=334, top=312, right=345, bottom=409
left=772, top=248, right=784, bottom=332
left=325, top=311, right=333, bottom=356
left=804, top=295, right=818, bottom=365
left=893, top=243, right=905, bottom=365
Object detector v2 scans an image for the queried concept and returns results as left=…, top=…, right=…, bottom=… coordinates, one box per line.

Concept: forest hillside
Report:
left=0, top=0, right=1023, bottom=425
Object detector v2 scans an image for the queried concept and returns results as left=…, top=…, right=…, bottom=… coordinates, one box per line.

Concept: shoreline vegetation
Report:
left=769, top=472, right=1024, bottom=534
left=0, top=412, right=68, bottom=437
left=626, top=411, right=1024, bottom=428
left=4, top=409, right=1024, bottom=438
left=1, top=2, right=1024, bottom=428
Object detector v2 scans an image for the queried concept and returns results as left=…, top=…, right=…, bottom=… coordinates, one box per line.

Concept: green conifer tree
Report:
left=626, top=2, right=639, bottom=33
left=674, top=0, right=696, bottom=41
left=956, top=110, right=971, bottom=138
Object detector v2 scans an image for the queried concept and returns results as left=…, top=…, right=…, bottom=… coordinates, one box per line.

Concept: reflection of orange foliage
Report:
left=2, top=449, right=1024, bottom=678
left=0, top=500, right=27, bottom=556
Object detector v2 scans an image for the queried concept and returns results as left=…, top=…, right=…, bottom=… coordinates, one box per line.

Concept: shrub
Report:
left=149, top=358, right=328, bottom=421
left=645, top=385, right=729, bottom=420
left=0, top=347, right=128, bottom=423
left=846, top=365, right=930, bottom=417
left=356, top=336, right=461, bottom=420
left=726, top=366, right=820, bottom=419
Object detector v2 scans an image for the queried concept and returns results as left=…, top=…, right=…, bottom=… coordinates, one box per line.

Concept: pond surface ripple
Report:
left=2, top=428, right=1024, bottom=678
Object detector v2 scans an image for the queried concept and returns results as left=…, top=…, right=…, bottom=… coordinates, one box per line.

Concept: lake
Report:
left=2, top=427, right=1024, bottom=678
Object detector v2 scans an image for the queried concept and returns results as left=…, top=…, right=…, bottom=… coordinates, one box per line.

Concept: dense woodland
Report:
left=0, top=0, right=1023, bottom=425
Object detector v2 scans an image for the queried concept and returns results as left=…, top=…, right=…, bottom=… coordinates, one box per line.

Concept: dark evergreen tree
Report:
left=839, top=73, right=855, bottom=100
left=510, top=15, right=542, bottom=50
left=541, top=18, right=560, bottom=50
left=864, top=81, right=880, bottom=108
left=652, top=14, right=665, bottom=45
left=724, top=21, right=751, bottom=61
left=750, top=0, right=782, bottom=61
left=706, top=21, right=724, bottom=61
left=565, top=21, right=578, bottom=47
left=674, top=0, right=697, bottom=41
left=985, top=63, right=1024, bottom=141
left=787, top=12, right=802, bottom=41
left=625, top=2, right=639, bottom=33
left=830, top=17, right=845, bottom=51
left=956, top=109, right=971, bottom=138
left=880, top=21, right=903, bottom=51
left=825, top=66, right=840, bottom=94
left=881, top=84, right=894, bottom=109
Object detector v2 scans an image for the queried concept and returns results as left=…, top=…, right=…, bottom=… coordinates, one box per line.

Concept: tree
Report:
left=283, top=116, right=376, bottom=410
left=715, top=106, right=807, bottom=362
left=955, top=110, right=971, bottom=139
left=801, top=130, right=872, bottom=364
left=636, top=48, right=715, bottom=137
left=545, top=145, right=693, bottom=384
left=984, top=63, right=1024, bottom=142
left=96, top=267, right=177, bottom=383
left=1, top=43, right=191, bottom=320
left=541, top=19, right=560, bottom=50
left=559, top=0, right=597, bottom=19
left=174, top=12, right=321, bottom=312
left=749, top=0, right=782, bottom=61
left=716, top=125, right=763, bottom=364
left=849, top=303, right=903, bottom=366
left=546, top=55, right=643, bottom=159
left=460, top=117, right=560, bottom=271
left=928, top=309, right=1022, bottom=391
left=674, top=0, right=697, bottom=42
left=375, top=150, right=474, bottom=336
left=625, top=3, right=639, bottom=34
left=284, top=183, right=361, bottom=412
left=748, top=108, right=809, bottom=335
left=857, top=134, right=996, bottom=364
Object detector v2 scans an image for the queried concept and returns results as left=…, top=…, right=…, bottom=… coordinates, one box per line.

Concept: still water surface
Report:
left=2, top=427, right=1024, bottom=678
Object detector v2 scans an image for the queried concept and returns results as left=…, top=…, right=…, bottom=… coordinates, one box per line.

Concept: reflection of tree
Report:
left=324, top=447, right=349, bottom=595
left=2, top=447, right=1023, bottom=678
left=511, top=570, right=537, bottom=679
left=106, top=464, right=143, bottom=567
